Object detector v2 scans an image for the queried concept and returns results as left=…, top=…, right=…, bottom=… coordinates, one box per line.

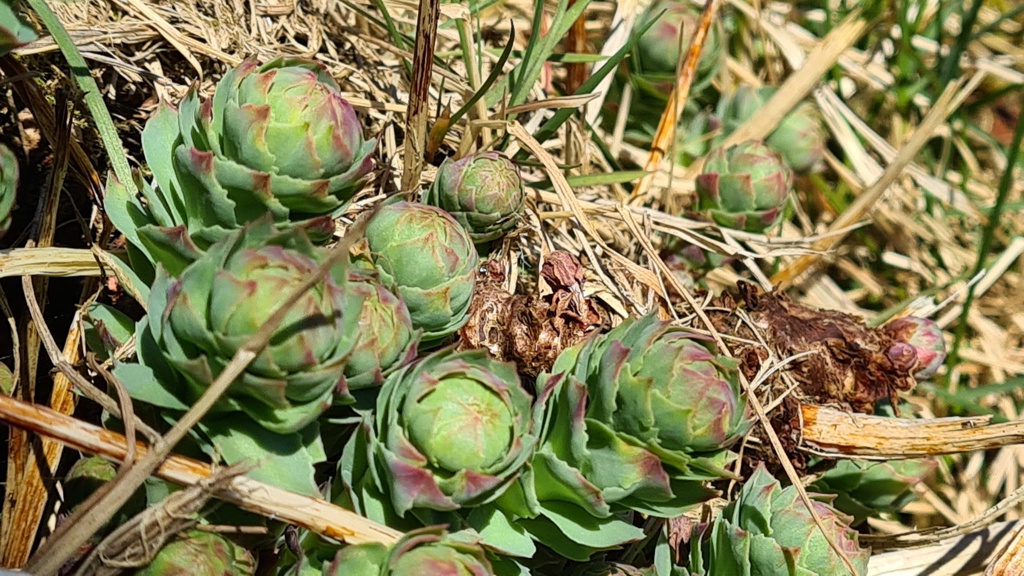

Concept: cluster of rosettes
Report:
left=103, top=57, right=530, bottom=504
left=93, top=39, right=944, bottom=576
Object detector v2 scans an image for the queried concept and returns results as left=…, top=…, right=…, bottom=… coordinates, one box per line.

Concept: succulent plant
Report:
left=883, top=316, right=947, bottom=380
left=694, top=140, right=793, bottom=233
left=107, top=57, right=375, bottom=267
left=0, top=0, right=36, bottom=56
left=810, top=458, right=936, bottom=526
left=63, top=456, right=118, bottom=510
left=424, top=151, right=526, bottom=244
left=568, top=562, right=655, bottom=576
left=136, top=530, right=256, bottom=576
left=521, top=313, right=749, bottom=557
left=692, top=464, right=870, bottom=576
left=343, top=272, right=419, bottom=391
left=362, top=201, right=478, bottom=345
left=630, top=0, right=722, bottom=103
left=0, top=143, right=18, bottom=239
left=322, top=527, right=495, bottom=575
left=138, top=218, right=360, bottom=434
left=342, top=348, right=546, bottom=519
left=718, top=85, right=827, bottom=173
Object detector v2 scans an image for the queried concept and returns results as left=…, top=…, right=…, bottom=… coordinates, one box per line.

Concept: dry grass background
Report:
left=1, top=0, right=1024, bottom=573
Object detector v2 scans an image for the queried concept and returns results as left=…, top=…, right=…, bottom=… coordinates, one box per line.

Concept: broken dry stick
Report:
left=0, top=393, right=402, bottom=545
left=801, top=403, right=1024, bottom=459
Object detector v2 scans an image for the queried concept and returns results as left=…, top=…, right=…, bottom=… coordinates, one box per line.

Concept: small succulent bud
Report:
left=695, top=140, right=793, bottom=232
left=364, top=201, right=478, bottom=344
left=425, top=151, right=526, bottom=244
left=719, top=85, right=827, bottom=173
left=136, top=530, right=256, bottom=576
left=884, top=316, right=946, bottom=380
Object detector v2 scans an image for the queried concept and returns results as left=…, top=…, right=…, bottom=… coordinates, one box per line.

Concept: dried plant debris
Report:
left=458, top=250, right=607, bottom=377
left=713, top=282, right=938, bottom=413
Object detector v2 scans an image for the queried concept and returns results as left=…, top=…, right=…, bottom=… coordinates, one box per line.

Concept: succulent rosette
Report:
left=137, top=530, right=256, bottom=576
left=0, top=143, right=18, bottom=239
left=138, top=218, right=360, bottom=434
left=718, top=86, right=827, bottom=172
left=630, top=0, right=722, bottom=103
left=424, top=151, right=526, bottom=244
left=692, top=464, right=870, bottom=576
left=882, top=316, right=947, bottom=380
left=523, top=313, right=750, bottom=558
left=810, top=458, right=936, bottom=526
left=363, top=201, right=478, bottom=344
left=321, top=527, right=496, bottom=575
left=106, top=57, right=375, bottom=270
left=343, top=348, right=547, bottom=520
left=694, top=140, right=793, bottom=233
left=343, top=272, right=420, bottom=391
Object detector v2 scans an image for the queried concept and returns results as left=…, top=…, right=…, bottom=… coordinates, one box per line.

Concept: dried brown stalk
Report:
left=800, top=404, right=1024, bottom=459
left=0, top=392, right=402, bottom=549
left=400, top=0, right=442, bottom=191
left=1, top=90, right=79, bottom=567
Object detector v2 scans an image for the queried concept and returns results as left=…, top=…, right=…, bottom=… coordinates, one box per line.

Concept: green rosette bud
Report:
left=323, top=527, right=495, bottom=575
left=136, top=530, right=256, bottom=576
left=357, top=349, right=545, bottom=517
left=695, top=140, right=793, bottom=232
left=883, top=316, right=946, bottom=380
left=693, top=464, right=870, bottom=576
left=145, top=218, right=360, bottom=433
left=112, top=57, right=376, bottom=265
left=0, top=143, right=18, bottom=239
left=343, top=272, right=420, bottom=391
left=363, top=201, right=478, bottom=345
left=719, top=85, right=827, bottom=172
left=424, top=151, right=526, bottom=244
left=810, top=458, right=937, bottom=526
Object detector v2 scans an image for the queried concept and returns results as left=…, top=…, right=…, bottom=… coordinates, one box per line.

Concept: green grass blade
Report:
left=24, top=0, right=136, bottom=196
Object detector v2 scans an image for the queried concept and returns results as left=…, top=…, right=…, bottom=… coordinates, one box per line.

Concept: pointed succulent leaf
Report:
left=122, top=57, right=376, bottom=271
left=522, top=314, right=747, bottom=558
left=718, top=85, right=828, bottom=173
left=630, top=0, right=722, bottom=101
left=810, top=458, right=937, bottom=525
left=342, top=272, right=420, bottom=391
left=0, top=0, right=36, bottom=56
left=356, top=349, right=545, bottom=518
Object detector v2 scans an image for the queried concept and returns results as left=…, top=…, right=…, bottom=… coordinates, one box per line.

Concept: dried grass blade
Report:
left=771, top=74, right=975, bottom=288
